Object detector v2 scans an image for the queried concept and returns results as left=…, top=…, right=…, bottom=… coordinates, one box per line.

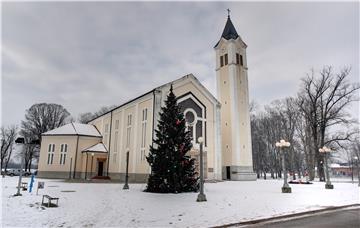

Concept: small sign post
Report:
left=37, top=181, right=44, bottom=195
left=29, top=174, right=35, bottom=193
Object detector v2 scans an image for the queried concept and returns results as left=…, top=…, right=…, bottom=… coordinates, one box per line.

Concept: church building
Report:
left=37, top=15, right=257, bottom=182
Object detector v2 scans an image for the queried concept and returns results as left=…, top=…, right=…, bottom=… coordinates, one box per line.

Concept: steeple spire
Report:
left=214, top=11, right=241, bottom=48
left=221, top=15, right=239, bottom=40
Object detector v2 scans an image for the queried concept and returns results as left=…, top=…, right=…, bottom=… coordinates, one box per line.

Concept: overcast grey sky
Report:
left=2, top=1, right=359, bottom=126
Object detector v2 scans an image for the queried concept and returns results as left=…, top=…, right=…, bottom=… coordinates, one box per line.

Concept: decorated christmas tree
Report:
left=146, top=85, right=199, bottom=193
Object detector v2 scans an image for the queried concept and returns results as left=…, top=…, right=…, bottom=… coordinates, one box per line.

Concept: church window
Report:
left=185, top=111, right=195, bottom=125
left=126, top=114, right=132, bottom=148
left=140, top=109, right=148, bottom=161
left=47, top=144, right=55, bottom=165
left=59, top=144, right=67, bottom=165
left=113, top=153, right=117, bottom=164
left=114, top=132, right=118, bottom=152
left=220, top=56, right=224, bottom=67
left=240, top=55, right=243, bottom=66
left=184, top=109, right=198, bottom=144
left=178, top=95, right=206, bottom=147
left=236, top=53, right=240, bottom=64
left=115, top=120, right=119, bottom=130
left=224, top=54, right=228, bottom=65
left=224, top=81, right=226, bottom=84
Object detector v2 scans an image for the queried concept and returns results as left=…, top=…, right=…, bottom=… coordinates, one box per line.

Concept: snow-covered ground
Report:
left=1, top=177, right=359, bottom=227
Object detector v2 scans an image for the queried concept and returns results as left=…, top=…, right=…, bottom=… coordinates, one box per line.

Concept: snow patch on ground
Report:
left=1, top=177, right=359, bottom=227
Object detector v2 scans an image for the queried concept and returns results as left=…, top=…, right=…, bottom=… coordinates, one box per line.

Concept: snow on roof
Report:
left=42, top=123, right=102, bottom=137
left=82, top=143, right=108, bottom=153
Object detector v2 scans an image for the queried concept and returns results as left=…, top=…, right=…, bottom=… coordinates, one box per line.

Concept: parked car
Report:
left=6, top=169, right=31, bottom=177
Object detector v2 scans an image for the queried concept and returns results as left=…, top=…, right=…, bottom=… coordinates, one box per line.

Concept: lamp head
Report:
left=198, top=137, right=204, bottom=143
left=91, top=152, right=95, bottom=156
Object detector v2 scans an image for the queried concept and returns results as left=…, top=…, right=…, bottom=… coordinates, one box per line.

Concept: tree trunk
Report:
left=28, top=159, right=32, bottom=171
left=4, top=158, right=10, bottom=172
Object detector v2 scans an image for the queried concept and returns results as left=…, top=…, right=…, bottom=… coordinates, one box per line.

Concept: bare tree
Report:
left=298, top=66, right=359, bottom=181
left=78, top=105, right=117, bottom=123
left=1, top=125, right=17, bottom=172
left=21, top=103, right=71, bottom=142
left=21, top=103, right=71, bottom=169
left=78, top=112, right=94, bottom=124
left=296, top=116, right=316, bottom=179
left=19, top=130, right=40, bottom=171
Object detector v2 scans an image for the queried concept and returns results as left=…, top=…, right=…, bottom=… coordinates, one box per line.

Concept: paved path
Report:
left=249, top=208, right=360, bottom=228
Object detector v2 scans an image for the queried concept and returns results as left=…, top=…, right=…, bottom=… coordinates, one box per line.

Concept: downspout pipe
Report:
left=73, top=135, right=80, bottom=179
left=106, top=111, right=113, bottom=177
left=152, top=90, right=156, bottom=148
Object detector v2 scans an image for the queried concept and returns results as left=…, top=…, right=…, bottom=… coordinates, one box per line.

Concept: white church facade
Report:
left=38, top=15, right=257, bottom=182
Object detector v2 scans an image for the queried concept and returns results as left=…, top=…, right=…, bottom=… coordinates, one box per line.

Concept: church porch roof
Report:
left=82, top=142, right=108, bottom=154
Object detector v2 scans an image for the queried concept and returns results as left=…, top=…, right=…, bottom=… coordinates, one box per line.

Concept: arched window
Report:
left=178, top=93, right=207, bottom=146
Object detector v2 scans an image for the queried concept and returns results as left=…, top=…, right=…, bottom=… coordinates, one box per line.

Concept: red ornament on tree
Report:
left=176, top=119, right=181, bottom=125
left=179, top=143, right=184, bottom=153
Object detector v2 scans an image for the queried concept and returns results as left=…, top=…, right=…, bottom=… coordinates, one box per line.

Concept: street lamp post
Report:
left=319, top=146, right=333, bottom=189
left=14, top=137, right=25, bottom=197
left=90, top=153, right=94, bottom=179
left=354, top=156, right=360, bottom=187
left=197, top=137, right=207, bottom=202
left=276, top=139, right=291, bottom=193
left=123, top=150, right=130, bottom=190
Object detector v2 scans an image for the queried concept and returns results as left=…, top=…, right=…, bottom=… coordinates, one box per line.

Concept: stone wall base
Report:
left=37, top=171, right=149, bottom=183
left=222, top=165, right=257, bottom=181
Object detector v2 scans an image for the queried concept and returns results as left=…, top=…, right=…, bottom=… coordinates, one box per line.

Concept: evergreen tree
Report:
left=146, top=85, right=199, bottom=193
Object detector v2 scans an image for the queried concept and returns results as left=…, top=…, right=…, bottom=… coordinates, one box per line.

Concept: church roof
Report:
left=214, top=16, right=241, bottom=48
left=86, top=74, right=220, bottom=124
left=42, top=123, right=102, bottom=137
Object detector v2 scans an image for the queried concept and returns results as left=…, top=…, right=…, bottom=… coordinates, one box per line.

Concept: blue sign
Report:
left=29, top=174, right=35, bottom=193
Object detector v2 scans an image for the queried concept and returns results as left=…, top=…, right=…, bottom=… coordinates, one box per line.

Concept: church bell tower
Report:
left=214, top=13, right=256, bottom=180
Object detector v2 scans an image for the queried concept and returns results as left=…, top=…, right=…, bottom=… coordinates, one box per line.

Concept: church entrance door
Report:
left=226, top=166, right=231, bottom=180
left=97, top=161, right=104, bottom=176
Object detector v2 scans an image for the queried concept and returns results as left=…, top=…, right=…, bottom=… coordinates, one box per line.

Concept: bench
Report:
left=42, top=195, right=59, bottom=207
left=16, top=182, right=27, bottom=191
left=21, top=182, right=28, bottom=191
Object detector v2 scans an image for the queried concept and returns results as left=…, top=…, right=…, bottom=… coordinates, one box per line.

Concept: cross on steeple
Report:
left=227, top=8, right=231, bottom=17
